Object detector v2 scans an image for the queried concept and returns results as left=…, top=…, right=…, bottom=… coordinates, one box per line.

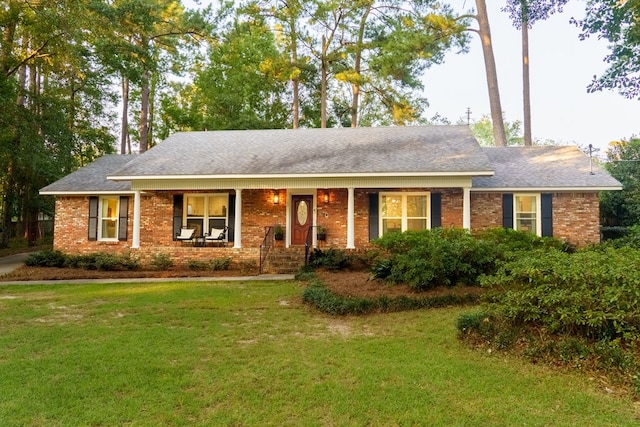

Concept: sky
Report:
left=422, top=1, right=640, bottom=154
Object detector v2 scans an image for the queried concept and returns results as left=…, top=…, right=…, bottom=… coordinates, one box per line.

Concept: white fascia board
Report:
left=108, top=170, right=495, bottom=181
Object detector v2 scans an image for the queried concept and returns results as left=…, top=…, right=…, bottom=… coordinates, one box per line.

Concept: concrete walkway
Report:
left=0, top=253, right=296, bottom=285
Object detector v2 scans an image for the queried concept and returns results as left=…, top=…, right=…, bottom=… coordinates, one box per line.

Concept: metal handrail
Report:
left=259, top=226, right=274, bottom=274
left=304, top=225, right=314, bottom=265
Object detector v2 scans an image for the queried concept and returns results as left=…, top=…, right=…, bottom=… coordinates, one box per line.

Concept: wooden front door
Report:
left=291, top=195, right=313, bottom=245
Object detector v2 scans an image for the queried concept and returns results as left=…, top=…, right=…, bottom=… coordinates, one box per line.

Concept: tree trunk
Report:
left=475, top=0, right=507, bottom=147
left=320, top=35, right=327, bottom=128
left=290, top=12, right=300, bottom=129
left=139, top=68, right=150, bottom=153
left=350, top=5, right=370, bottom=128
left=121, top=75, right=129, bottom=154
left=522, top=18, right=532, bottom=146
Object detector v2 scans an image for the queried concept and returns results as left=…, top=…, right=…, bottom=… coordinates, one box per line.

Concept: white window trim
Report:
left=98, top=196, right=119, bottom=241
left=379, top=192, right=430, bottom=236
left=183, top=193, right=229, bottom=238
left=513, top=193, right=542, bottom=236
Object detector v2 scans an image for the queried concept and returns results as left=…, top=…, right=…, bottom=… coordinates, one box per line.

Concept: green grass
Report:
left=0, top=280, right=638, bottom=426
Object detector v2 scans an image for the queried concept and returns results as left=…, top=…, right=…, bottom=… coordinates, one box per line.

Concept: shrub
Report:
left=150, top=253, right=173, bottom=270
left=188, top=260, right=209, bottom=270
left=480, top=247, right=640, bottom=343
left=63, top=252, right=139, bottom=271
left=25, top=250, right=67, bottom=267
left=308, top=248, right=351, bottom=270
left=371, top=228, right=494, bottom=290
left=211, top=257, right=232, bottom=271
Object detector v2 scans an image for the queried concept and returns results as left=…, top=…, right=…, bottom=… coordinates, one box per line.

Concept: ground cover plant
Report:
left=0, top=279, right=638, bottom=425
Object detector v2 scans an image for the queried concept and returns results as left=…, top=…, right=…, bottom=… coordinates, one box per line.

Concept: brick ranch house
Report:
left=40, top=126, right=621, bottom=272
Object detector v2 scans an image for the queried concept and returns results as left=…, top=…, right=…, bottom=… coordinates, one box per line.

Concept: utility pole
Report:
left=466, top=107, right=472, bottom=125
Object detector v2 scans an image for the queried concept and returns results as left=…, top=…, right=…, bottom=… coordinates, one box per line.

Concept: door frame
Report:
left=286, top=189, right=316, bottom=247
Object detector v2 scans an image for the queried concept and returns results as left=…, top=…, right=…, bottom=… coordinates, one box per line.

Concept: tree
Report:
left=575, top=1, right=640, bottom=99
left=160, top=14, right=290, bottom=132
left=601, top=137, right=640, bottom=226
left=468, top=114, right=524, bottom=146
left=503, top=0, right=568, bottom=146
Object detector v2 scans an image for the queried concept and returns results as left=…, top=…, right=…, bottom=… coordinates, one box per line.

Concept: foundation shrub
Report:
left=211, top=257, right=232, bottom=271
left=25, top=250, right=67, bottom=267
left=371, top=228, right=494, bottom=290
left=150, top=252, right=173, bottom=270
left=64, top=252, right=140, bottom=271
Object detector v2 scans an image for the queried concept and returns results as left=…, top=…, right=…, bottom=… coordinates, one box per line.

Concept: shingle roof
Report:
left=40, top=155, right=136, bottom=194
left=109, top=126, right=494, bottom=177
left=472, top=146, right=622, bottom=190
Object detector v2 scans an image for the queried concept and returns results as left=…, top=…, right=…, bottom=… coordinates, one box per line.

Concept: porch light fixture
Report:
left=324, top=192, right=329, bottom=204
left=273, top=191, right=279, bottom=205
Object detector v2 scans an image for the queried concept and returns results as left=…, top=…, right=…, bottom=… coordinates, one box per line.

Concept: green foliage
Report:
left=187, top=257, right=231, bottom=271
left=150, top=252, right=174, bottom=270
left=211, top=257, right=232, bottom=271
left=601, top=138, right=640, bottom=226
left=308, top=248, right=351, bottom=270
left=25, top=250, right=67, bottom=268
left=480, top=247, right=640, bottom=342
left=577, top=1, right=640, bottom=99
left=371, top=228, right=497, bottom=290
left=302, top=278, right=478, bottom=316
left=188, top=260, right=209, bottom=270
left=64, top=252, right=140, bottom=271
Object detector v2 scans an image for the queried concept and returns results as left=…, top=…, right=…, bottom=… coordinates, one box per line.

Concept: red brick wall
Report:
left=470, top=191, right=601, bottom=246
left=52, top=188, right=602, bottom=266
left=552, top=192, right=600, bottom=246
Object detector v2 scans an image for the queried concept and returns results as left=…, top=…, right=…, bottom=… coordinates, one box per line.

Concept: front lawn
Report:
left=0, top=280, right=638, bottom=426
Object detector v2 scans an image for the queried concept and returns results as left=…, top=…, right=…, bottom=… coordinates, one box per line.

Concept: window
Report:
left=514, top=194, right=540, bottom=235
left=99, top=196, right=119, bottom=240
left=184, top=193, right=228, bottom=237
left=380, top=193, right=429, bottom=235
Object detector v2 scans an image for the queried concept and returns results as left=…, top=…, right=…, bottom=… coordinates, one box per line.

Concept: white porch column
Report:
left=233, top=188, right=242, bottom=248
left=132, top=190, right=141, bottom=249
left=463, top=187, right=471, bottom=230
left=347, top=187, right=355, bottom=249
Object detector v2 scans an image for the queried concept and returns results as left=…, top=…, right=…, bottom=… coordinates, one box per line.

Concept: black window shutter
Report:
left=173, top=195, right=183, bottom=241
left=369, top=193, right=379, bottom=241
left=88, top=197, right=98, bottom=241
left=227, top=194, right=236, bottom=242
left=541, top=193, right=553, bottom=237
left=430, top=193, right=442, bottom=228
left=503, top=193, right=514, bottom=229
left=118, top=196, right=129, bottom=241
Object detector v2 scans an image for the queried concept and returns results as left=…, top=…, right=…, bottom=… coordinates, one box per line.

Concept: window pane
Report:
left=382, top=219, right=402, bottom=234
left=208, top=195, right=227, bottom=217
left=407, top=219, right=427, bottom=231
left=102, top=198, right=118, bottom=219
left=407, top=196, right=427, bottom=217
left=102, top=220, right=117, bottom=239
left=381, top=195, right=402, bottom=218
left=186, top=196, right=205, bottom=216
left=515, top=195, right=537, bottom=234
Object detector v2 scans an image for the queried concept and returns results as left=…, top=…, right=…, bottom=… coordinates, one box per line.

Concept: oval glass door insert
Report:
left=297, top=201, right=309, bottom=226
